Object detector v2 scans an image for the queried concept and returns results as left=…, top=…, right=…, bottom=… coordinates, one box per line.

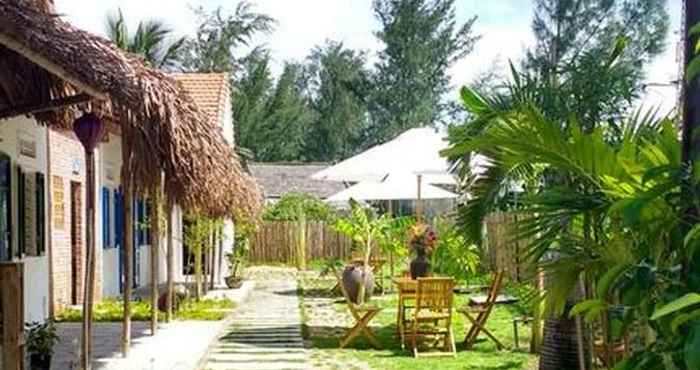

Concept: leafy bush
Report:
left=262, top=192, right=336, bottom=221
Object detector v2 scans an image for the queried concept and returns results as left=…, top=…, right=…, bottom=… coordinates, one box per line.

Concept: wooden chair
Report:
left=458, top=270, right=505, bottom=350
left=334, top=271, right=383, bottom=349
left=403, top=277, right=456, bottom=357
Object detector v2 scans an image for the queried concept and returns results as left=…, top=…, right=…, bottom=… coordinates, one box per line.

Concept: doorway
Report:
left=70, top=181, right=82, bottom=305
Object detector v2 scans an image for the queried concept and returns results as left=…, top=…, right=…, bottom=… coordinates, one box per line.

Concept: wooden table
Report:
left=393, top=277, right=417, bottom=347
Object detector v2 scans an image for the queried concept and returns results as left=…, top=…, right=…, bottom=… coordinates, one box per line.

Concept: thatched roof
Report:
left=0, top=0, right=261, bottom=219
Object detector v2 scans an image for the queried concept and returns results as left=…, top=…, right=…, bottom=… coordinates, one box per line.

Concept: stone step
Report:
left=206, top=352, right=308, bottom=362
left=214, top=341, right=305, bottom=349
left=221, top=333, right=302, bottom=340
left=219, top=337, right=304, bottom=345
left=203, top=361, right=313, bottom=370
left=209, top=347, right=308, bottom=355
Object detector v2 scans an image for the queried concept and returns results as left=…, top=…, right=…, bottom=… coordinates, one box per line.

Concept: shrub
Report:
left=262, top=192, right=336, bottom=221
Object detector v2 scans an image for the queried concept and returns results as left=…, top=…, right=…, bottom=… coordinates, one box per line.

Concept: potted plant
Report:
left=408, top=222, right=437, bottom=279
left=225, top=231, right=250, bottom=289
left=334, top=200, right=391, bottom=304
left=25, top=319, right=59, bottom=370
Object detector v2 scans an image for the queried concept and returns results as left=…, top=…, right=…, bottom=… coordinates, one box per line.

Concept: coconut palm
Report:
left=444, top=77, right=700, bottom=368
left=105, top=9, right=185, bottom=70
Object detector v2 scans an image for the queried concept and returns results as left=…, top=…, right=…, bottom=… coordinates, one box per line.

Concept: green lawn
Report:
left=55, top=298, right=235, bottom=322
left=298, top=273, right=538, bottom=370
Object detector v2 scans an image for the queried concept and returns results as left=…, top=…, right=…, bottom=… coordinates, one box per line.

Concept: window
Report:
left=0, top=152, right=11, bottom=261
left=35, top=173, right=45, bottom=256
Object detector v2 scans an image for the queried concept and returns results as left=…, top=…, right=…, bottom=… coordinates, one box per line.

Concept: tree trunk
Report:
left=209, top=230, right=215, bottom=291
left=149, top=182, right=160, bottom=335
left=165, top=200, right=174, bottom=322
left=194, top=242, right=202, bottom=301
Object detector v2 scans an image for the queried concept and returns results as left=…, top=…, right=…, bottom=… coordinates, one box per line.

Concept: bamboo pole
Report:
left=149, top=181, right=160, bottom=335
left=165, top=200, right=174, bottom=322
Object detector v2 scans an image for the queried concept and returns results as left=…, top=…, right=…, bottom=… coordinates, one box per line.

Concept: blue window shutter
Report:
left=102, top=188, right=109, bottom=249
left=114, top=189, right=121, bottom=249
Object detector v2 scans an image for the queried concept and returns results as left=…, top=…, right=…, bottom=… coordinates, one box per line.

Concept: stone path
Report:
left=202, top=278, right=313, bottom=370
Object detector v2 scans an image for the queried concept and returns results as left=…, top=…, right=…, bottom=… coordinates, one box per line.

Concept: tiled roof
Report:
left=172, top=73, right=230, bottom=123
left=249, top=163, right=346, bottom=200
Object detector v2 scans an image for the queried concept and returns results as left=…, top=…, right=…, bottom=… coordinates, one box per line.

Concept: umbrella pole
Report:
left=416, top=175, right=423, bottom=221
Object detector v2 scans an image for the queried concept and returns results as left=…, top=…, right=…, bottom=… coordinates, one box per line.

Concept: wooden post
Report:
left=80, top=150, right=98, bottom=370
left=121, top=135, right=133, bottom=358
left=1, top=263, right=24, bottom=370
left=149, top=182, right=160, bottom=335
left=416, top=175, right=423, bottom=221
left=165, top=200, right=174, bottom=322
left=217, top=225, right=224, bottom=286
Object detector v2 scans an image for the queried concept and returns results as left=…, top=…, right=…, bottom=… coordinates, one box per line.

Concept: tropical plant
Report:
left=333, top=200, right=391, bottom=304
left=25, top=320, right=59, bottom=357
left=184, top=216, right=221, bottom=300
left=444, top=77, right=700, bottom=368
left=430, top=217, right=480, bottom=284
left=105, top=8, right=185, bottom=70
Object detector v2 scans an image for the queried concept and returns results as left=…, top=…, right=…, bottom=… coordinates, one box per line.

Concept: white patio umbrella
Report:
left=312, top=127, right=456, bottom=218
left=326, top=173, right=459, bottom=202
left=311, top=127, right=456, bottom=185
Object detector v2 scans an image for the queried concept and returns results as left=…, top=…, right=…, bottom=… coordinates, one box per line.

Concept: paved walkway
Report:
left=202, top=278, right=313, bottom=370
left=51, top=282, right=255, bottom=370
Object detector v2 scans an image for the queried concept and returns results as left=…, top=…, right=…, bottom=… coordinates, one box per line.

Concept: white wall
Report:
left=0, top=116, right=50, bottom=323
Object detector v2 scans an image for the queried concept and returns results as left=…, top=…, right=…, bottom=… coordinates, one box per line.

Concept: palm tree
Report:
left=444, top=76, right=694, bottom=368
left=105, top=9, right=185, bottom=70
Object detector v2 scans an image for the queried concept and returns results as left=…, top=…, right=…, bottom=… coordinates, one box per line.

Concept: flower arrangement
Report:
left=408, top=222, right=437, bottom=255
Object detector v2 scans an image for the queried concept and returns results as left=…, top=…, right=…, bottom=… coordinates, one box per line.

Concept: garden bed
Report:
left=55, top=298, right=235, bottom=322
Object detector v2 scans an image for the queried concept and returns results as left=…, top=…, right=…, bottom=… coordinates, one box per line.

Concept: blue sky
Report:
left=54, top=0, right=683, bottom=112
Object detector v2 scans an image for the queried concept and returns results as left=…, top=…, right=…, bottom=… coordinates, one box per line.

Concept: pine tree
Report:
left=368, top=0, right=478, bottom=145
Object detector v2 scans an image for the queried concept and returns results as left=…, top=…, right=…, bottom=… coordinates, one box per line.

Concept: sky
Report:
left=54, top=0, right=684, bottom=113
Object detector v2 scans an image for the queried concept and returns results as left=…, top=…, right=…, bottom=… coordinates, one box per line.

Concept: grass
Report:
left=298, top=273, right=538, bottom=370
left=55, top=298, right=235, bottom=322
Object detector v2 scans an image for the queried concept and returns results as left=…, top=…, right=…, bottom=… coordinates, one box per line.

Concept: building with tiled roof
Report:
left=249, top=163, right=346, bottom=203
left=172, top=73, right=234, bottom=145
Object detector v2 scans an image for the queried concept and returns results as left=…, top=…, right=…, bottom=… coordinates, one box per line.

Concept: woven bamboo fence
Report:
left=249, top=221, right=354, bottom=264
left=484, top=212, right=533, bottom=282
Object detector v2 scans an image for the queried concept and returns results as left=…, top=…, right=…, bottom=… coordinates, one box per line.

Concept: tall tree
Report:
left=105, top=9, right=185, bottom=70
left=236, top=62, right=315, bottom=161
left=304, top=41, right=370, bottom=161
left=233, top=50, right=274, bottom=157
left=526, top=0, right=669, bottom=132
left=367, top=0, right=478, bottom=145
left=180, top=3, right=275, bottom=73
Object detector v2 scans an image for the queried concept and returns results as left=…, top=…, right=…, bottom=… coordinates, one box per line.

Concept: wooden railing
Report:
left=249, top=221, right=353, bottom=264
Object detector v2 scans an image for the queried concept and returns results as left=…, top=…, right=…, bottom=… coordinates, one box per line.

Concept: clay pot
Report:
left=341, top=265, right=374, bottom=304
left=225, top=276, right=244, bottom=289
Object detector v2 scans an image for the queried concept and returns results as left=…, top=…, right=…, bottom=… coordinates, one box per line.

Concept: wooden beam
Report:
left=0, top=93, right=92, bottom=120
left=0, top=34, right=108, bottom=100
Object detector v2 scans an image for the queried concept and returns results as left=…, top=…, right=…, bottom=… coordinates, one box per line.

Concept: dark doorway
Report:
left=70, top=181, right=82, bottom=305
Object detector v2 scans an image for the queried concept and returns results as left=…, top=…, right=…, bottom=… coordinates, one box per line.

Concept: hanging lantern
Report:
left=72, top=112, right=104, bottom=152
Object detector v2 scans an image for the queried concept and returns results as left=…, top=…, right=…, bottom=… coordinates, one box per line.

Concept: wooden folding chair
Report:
left=403, top=277, right=456, bottom=357
left=458, top=271, right=505, bottom=350
left=334, top=271, right=383, bottom=349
